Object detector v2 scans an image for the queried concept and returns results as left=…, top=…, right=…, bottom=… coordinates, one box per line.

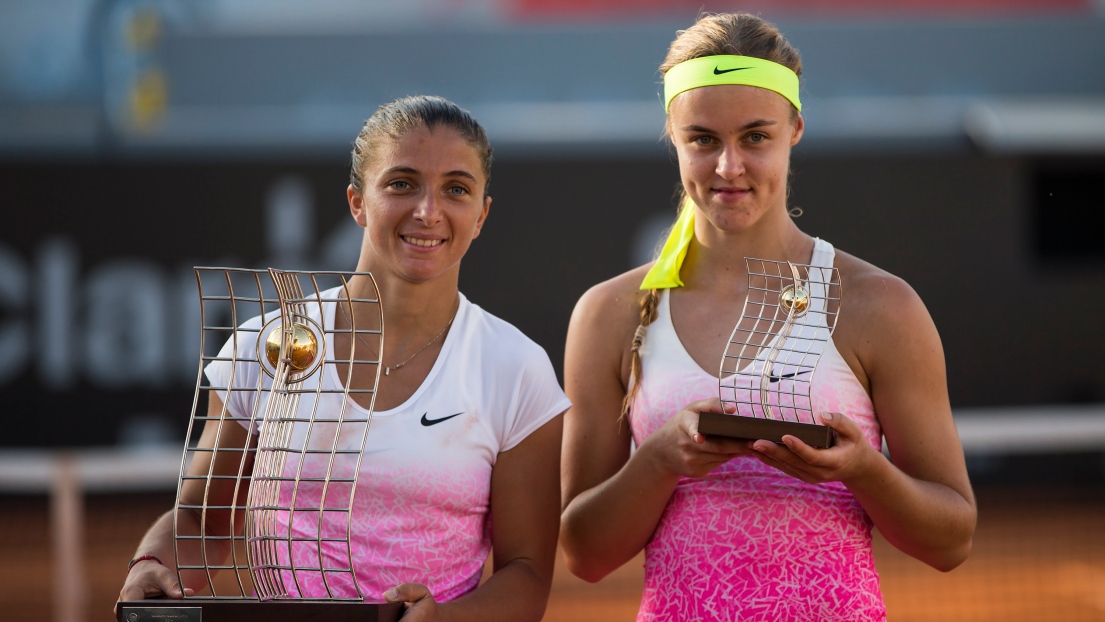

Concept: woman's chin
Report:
left=388, top=261, right=458, bottom=285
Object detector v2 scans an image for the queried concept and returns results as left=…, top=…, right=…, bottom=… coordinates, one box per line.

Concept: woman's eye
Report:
left=747, top=133, right=766, bottom=143
left=389, top=180, right=411, bottom=190
left=447, top=185, right=469, bottom=196
left=693, top=135, right=714, bottom=146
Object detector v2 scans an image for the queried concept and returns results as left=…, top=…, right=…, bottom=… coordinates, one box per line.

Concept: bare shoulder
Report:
left=834, top=249, right=929, bottom=325
left=571, top=265, right=653, bottom=334
left=832, top=249, right=940, bottom=372
left=567, top=264, right=654, bottom=384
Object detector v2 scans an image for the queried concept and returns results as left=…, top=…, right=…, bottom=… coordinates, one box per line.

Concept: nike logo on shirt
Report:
left=768, top=369, right=811, bottom=383
left=420, top=412, right=465, bottom=426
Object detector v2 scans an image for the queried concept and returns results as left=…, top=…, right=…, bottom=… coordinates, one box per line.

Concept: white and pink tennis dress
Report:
left=205, top=290, right=569, bottom=603
left=630, top=239, right=886, bottom=621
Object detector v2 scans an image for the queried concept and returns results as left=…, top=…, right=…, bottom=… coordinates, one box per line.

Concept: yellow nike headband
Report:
left=663, top=55, right=802, bottom=113
left=641, top=56, right=802, bottom=290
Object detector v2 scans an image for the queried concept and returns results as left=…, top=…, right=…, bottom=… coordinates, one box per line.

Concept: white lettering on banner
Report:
left=267, top=177, right=314, bottom=269
left=175, top=266, right=201, bottom=381
left=0, top=246, right=29, bottom=384
left=37, top=238, right=77, bottom=389
left=85, top=261, right=168, bottom=388
left=0, top=175, right=362, bottom=391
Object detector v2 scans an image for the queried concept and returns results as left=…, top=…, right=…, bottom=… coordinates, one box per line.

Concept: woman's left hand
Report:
left=749, top=412, right=876, bottom=485
left=385, top=583, right=441, bottom=621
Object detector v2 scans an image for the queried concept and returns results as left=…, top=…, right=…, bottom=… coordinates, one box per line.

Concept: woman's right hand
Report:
left=116, top=559, right=193, bottom=609
left=116, top=394, right=244, bottom=614
left=638, top=397, right=754, bottom=479
left=384, top=583, right=441, bottom=621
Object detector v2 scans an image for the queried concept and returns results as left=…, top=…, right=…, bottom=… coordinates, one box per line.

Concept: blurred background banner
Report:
left=4, top=0, right=1105, bottom=446
left=1, top=1, right=1104, bottom=621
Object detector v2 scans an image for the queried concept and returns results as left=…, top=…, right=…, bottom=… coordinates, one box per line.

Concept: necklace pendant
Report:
left=384, top=367, right=391, bottom=376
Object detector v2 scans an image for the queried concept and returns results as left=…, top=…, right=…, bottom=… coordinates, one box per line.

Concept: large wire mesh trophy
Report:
left=698, top=258, right=841, bottom=449
left=117, top=268, right=402, bottom=622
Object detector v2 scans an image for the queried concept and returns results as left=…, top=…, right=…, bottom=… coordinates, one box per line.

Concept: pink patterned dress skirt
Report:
left=630, top=278, right=886, bottom=621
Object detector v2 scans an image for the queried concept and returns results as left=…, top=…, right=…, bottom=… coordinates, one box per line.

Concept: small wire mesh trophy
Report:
left=117, top=268, right=402, bottom=622
left=698, top=258, right=841, bottom=449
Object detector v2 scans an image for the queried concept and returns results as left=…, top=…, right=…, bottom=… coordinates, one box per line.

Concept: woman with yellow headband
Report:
left=560, top=13, right=975, bottom=620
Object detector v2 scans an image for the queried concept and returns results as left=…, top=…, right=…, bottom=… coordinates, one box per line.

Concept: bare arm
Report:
left=118, top=392, right=253, bottom=602
left=559, top=280, right=749, bottom=582
left=385, top=415, right=564, bottom=622
left=750, top=273, right=976, bottom=571
left=852, top=276, right=976, bottom=569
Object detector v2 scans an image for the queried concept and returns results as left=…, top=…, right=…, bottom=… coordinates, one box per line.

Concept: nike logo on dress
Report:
left=768, top=369, right=811, bottom=383
left=420, top=412, right=464, bottom=426
left=714, top=66, right=751, bottom=75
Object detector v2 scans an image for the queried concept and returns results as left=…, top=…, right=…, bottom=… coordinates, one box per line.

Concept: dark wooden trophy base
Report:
left=699, top=412, right=836, bottom=449
left=117, top=599, right=403, bottom=622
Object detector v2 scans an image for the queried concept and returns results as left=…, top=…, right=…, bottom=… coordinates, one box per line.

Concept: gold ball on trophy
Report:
left=264, top=322, right=318, bottom=371
left=779, top=285, right=809, bottom=316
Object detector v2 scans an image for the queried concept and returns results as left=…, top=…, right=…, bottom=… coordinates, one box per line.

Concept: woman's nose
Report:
left=412, top=193, right=442, bottom=224
left=716, top=145, right=745, bottom=179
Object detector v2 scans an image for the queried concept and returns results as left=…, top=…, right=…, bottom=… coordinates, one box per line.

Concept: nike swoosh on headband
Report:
left=661, top=55, right=802, bottom=115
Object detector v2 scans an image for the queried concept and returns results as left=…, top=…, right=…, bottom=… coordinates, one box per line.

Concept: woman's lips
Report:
left=712, top=187, right=750, bottom=200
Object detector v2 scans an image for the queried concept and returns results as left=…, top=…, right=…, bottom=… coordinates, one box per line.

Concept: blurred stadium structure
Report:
left=2, top=1, right=1105, bottom=621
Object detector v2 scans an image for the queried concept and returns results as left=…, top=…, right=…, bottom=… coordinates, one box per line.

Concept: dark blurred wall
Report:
left=2, top=152, right=1103, bottom=446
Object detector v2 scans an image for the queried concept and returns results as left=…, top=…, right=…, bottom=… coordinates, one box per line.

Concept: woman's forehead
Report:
left=373, top=126, right=485, bottom=176
left=669, top=84, right=794, bottom=127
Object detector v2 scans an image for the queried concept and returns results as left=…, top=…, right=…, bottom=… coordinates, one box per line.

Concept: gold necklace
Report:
left=338, top=296, right=458, bottom=376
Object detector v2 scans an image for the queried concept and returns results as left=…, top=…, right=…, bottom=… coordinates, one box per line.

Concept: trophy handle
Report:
left=756, top=261, right=803, bottom=420
left=247, top=269, right=315, bottom=599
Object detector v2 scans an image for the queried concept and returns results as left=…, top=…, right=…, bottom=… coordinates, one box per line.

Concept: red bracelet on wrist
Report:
left=128, top=554, right=163, bottom=571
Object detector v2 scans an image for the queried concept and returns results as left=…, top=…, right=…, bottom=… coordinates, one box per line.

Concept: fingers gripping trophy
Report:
left=117, top=267, right=402, bottom=622
left=700, top=258, right=841, bottom=448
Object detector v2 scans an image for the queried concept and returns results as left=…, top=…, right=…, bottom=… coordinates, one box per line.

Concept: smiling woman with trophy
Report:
left=560, top=13, right=977, bottom=620
left=117, top=96, right=569, bottom=622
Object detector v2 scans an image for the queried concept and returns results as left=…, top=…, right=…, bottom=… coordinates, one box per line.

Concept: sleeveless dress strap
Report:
left=804, top=238, right=836, bottom=321
left=810, top=237, right=835, bottom=269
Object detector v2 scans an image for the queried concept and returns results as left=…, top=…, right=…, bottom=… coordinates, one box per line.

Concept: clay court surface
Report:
left=2, top=484, right=1102, bottom=621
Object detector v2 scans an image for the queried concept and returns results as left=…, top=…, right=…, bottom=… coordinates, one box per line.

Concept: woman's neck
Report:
left=680, top=208, right=812, bottom=295
left=343, top=267, right=460, bottom=347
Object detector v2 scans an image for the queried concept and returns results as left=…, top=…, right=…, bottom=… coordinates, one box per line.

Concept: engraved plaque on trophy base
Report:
left=117, top=599, right=403, bottom=622
left=699, top=412, right=836, bottom=449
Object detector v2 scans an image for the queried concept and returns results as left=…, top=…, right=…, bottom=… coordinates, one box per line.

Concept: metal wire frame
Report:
left=173, top=268, right=384, bottom=602
left=718, top=258, right=841, bottom=425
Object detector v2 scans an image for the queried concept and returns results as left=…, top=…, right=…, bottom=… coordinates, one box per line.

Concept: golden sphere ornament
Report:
left=265, top=322, right=318, bottom=371
left=779, top=285, right=809, bottom=317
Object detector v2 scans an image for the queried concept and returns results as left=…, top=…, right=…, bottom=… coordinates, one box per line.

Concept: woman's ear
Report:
left=347, top=185, right=367, bottom=227
left=790, top=113, right=805, bottom=147
left=472, top=195, right=491, bottom=239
